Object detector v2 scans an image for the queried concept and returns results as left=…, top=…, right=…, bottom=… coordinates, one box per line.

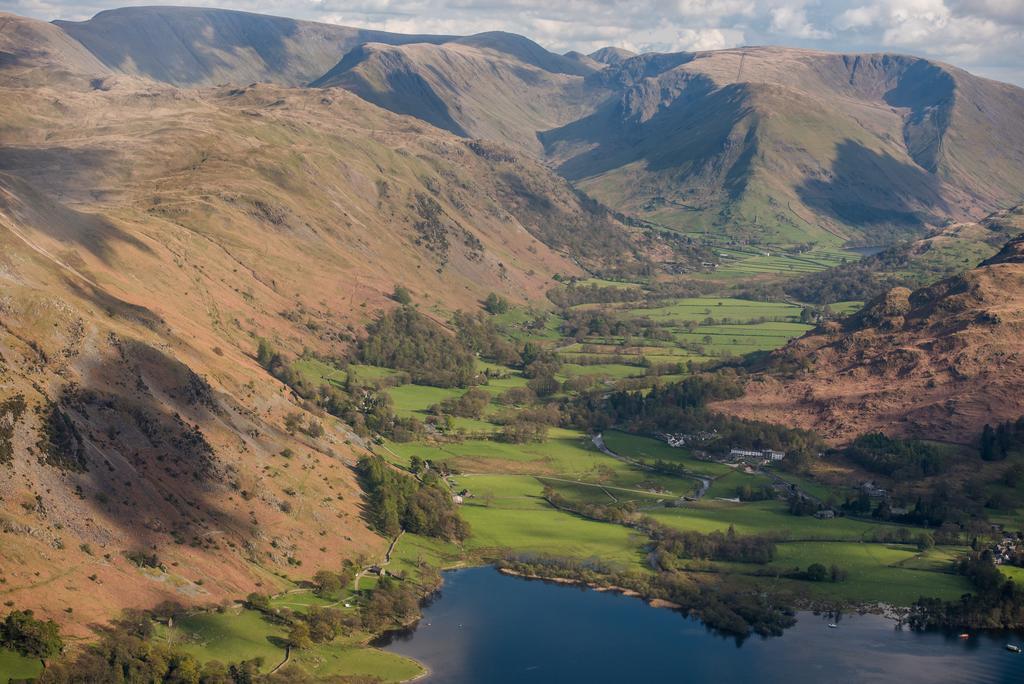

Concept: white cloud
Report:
left=770, top=5, right=834, bottom=38
left=671, top=27, right=746, bottom=50
left=834, top=4, right=882, bottom=29
left=1, top=0, right=1021, bottom=84
left=674, top=0, right=756, bottom=19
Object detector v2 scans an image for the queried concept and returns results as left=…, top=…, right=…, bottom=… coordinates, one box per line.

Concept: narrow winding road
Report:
left=353, top=530, right=404, bottom=591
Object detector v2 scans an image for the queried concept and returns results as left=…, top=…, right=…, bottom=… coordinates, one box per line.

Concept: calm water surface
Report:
left=379, top=567, right=1024, bottom=683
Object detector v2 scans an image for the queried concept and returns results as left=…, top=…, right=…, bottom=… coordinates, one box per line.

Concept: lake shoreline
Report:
left=494, top=561, right=910, bottom=623
left=497, top=567, right=682, bottom=609
left=382, top=566, right=1024, bottom=683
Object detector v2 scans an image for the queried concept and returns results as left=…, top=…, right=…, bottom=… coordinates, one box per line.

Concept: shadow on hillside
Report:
left=314, top=44, right=468, bottom=137
left=49, top=338, right=255, bottom=562
left=796, top=139, right=950, bottom=241
left=540, top=78, right=748, bottom=184
left=0, top=170, right=153, bottom=264
left=883, top=60, right=955, bottom=173
left=63, top=276, right=169, bottom=334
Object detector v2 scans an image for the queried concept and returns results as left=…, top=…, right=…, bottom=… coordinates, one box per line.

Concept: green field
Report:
left=687, top=245, right=856, bottom=279
left=601, top=430, right=734, bottom=477
left=388, top=532, right=465, bottom=579
left=386, top=428, right=605, bottom=474
left=558, top=296, right=819, bottom=363
left=160, top=601, right=423, bottom=681
left=164, top=608, right=288, bottom=672
left=291, top=642, right=422, bottom=681
left=616, top=297, right=804, bottom=322
left=293, top=358, right=403, bottom=389
left=704, top=470, right=775, bottom=499
left=559, top=363, right=644, bottom=379
left=0, top=647, right=42, bottom=680
left=759, top=542, right=970, bottom=604
left=453, top=475, right=648, bottom=567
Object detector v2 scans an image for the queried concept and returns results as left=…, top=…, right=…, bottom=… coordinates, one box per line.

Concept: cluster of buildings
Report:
left=690, top=447, right=787, bottom=467
left=860, top=481, right=887, bottom=498
left=728, top=448, right=786, bottom=462
left=660, top=433, right=786, bottom=466
left=661, top=431, right=718, bottom=447
left=992, top=534, right=1023, bottom=566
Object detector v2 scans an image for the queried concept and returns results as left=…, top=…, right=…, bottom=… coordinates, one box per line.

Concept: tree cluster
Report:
left=360, top=576, right=420, bottom=631
left=841, top=433, right=947, bottom=479
left=652, top=524, right=776, bottom=566
left=980, top=418, right=1024, bottom=461
left=910, top=552, right=1024, bottom=630
left=452, top=311, right=519, bottom=365
left=357, top=455, right=469, bottom=541
left=1, top=609, right=62, bottom=660
left=360, top=306, right=478, bottom=388
left=431, top=387, right=491, bottom=419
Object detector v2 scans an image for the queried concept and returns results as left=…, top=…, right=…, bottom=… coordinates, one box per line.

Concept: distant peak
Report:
left=588, top=46, right=637, bottom=65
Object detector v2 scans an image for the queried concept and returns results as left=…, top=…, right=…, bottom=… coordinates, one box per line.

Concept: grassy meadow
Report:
left=129, top=272, right=988, bottom=681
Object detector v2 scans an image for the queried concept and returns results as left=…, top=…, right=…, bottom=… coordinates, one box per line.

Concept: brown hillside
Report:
left=312, top=40, right=606, bottom=157
left=715, top=235, right=1024, bottom=444
left=0, top=13, right=652, bottom=632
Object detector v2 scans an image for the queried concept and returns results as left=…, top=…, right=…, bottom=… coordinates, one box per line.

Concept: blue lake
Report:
left=379, top=566, right=1024, bottom=683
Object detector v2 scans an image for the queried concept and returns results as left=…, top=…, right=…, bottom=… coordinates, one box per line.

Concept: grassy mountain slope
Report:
left=716, top=234, right=1024, bottom=444
left=0, top=10, right=110, bottom=86
left=548, top=48, right=1024, bottom=246
left=53, top=6, right=451, bottom=86
left=0, top=13, right=657, bottom=631
left=311, top=38, right=1024, bottom=247
left=312, top=40, right=607, bottom=156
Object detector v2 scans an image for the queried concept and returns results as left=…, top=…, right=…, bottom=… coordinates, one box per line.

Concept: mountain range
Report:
left=18, top=5, right=1024, bottom=247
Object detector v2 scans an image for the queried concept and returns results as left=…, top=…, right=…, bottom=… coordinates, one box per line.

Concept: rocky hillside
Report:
left=716, top=235, right=1024, bottom=444
left=0, top=12, right=666, bottom=631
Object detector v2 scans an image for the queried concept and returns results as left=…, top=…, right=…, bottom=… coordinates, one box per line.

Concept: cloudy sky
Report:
left=5, top=0, right=1023, bottom=84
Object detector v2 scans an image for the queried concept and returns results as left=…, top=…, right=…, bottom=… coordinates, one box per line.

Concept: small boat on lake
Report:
left=958, top=633, right=970, bottom=639
left=1006, top=644, right=1021, bottom=653
left=828, top=624, right=838, bottom=629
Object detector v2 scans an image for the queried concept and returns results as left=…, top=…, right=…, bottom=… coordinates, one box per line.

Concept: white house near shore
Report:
left=728, top=448, right=786, bottom=462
